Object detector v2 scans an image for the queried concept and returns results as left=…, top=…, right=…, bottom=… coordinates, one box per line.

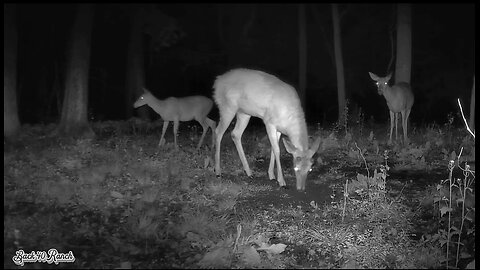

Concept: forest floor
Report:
left=4, top=119, right=475, bottom=269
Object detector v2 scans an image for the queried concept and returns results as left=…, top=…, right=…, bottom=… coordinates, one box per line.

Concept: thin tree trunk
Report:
left=4, top=4, right=21, bottom=139
left=126, top=8, right=148, bottom=119
left=217, top=4, right=224, bottom=47
left=331, top=3, right=346, bottom=123
left=243, top=4, right=257, bottom=40
left=387, top=27, right=395, bottom=74
left=298, top=4, right=307, bottom=109
left=469, top=76, right=475, bottom=130
left=310, top=5, right=335, bottom=67
left=225, top=5, right=249, bottom=66
left=57, top=4, right=95, bottom=138
left=37, top=65, right=50, bottom=122
left=394, top=4, right=412, bottom=84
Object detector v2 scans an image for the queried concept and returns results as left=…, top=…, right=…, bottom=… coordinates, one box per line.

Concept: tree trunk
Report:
left=225, top=4, right=252, bottom=66
left=217, top=4, right=225, bottom=47
left=4, top=4, right=21, bottom=139
left=311, top=6, right=335, bottom=67
left=298, top=4, right=307, bottom=110
left=386, top=26, right=395, bottom=74
left=57, top=4, right=95, bottom=138
left=331, top=4, right=346, bottom=124
left=394, top=4, right=412, bottom=84
left=469, top=76, right=475, bottom=130
left=126, top=7, right=148, bottom=120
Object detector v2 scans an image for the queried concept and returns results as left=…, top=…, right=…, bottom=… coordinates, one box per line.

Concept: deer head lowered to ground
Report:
left=133, top=88, right=216, bottom=150
left=213, top=68, right=321, bottom=191
left=369, top=72, right=414, bottom=144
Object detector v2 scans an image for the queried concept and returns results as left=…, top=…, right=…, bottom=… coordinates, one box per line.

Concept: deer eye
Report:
left=294, top=167, right=300, bottom=172
left=309, top=168, right=312, bottom=172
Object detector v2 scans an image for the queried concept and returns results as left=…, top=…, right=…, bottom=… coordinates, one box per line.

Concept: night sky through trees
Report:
left=12, top=4, right=475, bottom=126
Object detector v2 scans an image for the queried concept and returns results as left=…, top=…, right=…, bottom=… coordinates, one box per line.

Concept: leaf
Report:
left=111, top=191, right=124, bottom=199
left=460, top=252, right=471, bottom=259
left=466, top=259, right=475, bottom=269
left=257, top=243, right=287, bottom=254
left=252, top=234, right=269, bottom=246
left=342, top=259, right=359, bottom=269
left=204, top=156, right=211, bottom=169
left=456, top=198, right=464, bottom=206
left=439, top=206, right=452, bottom=217
left=450, top=151, right=457, bottom=161
left=316, top=156, right=323, bottom=165
left=116, top=261, right=132, bottom=269
left=198, top=247, right=231, bottom=268
left=240, top=246, right=261, bottom=267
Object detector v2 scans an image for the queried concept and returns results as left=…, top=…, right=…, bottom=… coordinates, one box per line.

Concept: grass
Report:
left=4, top=118, right=475, bottom=269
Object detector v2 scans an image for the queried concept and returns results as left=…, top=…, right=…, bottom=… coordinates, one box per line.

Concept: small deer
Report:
left=369, top=72, right=414, bottom=144
left=133, top=88, right=216, bottom=150
left=213, top=68, right=321, bottom=191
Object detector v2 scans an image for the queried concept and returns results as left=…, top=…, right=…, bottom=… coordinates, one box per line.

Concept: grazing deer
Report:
left=369, top=72, right=414, bottom=144
left=133, top=88, right=216, bottom=150
left=213, top=68, right=321, bottom=191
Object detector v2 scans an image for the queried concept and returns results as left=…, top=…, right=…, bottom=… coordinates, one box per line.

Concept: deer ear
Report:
left=307, top=136, right=321, bottom=158
left=282, top=138, right=297, bottom=155
left=368, top=72, right=378, bottom=81
left=385, top=73, right=392, bottom=81
left=142, top=87, right=150, bottom=93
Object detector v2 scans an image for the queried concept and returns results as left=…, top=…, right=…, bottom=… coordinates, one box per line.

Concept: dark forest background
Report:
left=13, top=4, right=475, bottom=126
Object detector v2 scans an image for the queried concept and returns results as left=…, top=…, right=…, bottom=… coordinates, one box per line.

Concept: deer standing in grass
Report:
left=213, top=68, right=321, bottom=191
left=133, top=88, right=216, bottom=150
left=369, top=72, right=414, bottom=144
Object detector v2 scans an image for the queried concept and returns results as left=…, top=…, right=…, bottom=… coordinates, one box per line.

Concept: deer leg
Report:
left=196, top=118, right=208, bottom=150
left=395, top=112, right=399, bottom=141
left=159, top=121, right=169, bottom=147
left=388, top=111, right=395, bottom=144
left=231, top=112, right=252, bottom=177
left=268, top=149, right=275, bottom=180
left=173, top=120, right=179, bottom=149
left=403, top=109, right=411, bottom=144
left=268, top=131, right=281, bottom=181
left=265, top=125, right=285, bottom=187
left=215, top=109, right=236, bottom=176
left=205, top=117, right=216, bottom=147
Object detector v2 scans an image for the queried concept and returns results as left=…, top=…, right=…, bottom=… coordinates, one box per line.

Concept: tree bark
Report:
left=394, top=4, right=412, bottom=84
left=217, top=4, right=225, bottom=47
left=57, top=4, right=95, bottom=138
left=469, top=76, right=475, bottom=130
left=310, top=6, right=335, bottom=67
left=331, top=4, right=346, bottom=124
left=126, top=7, right=148, bottom=119
left=298, top=4, right=307, bottom=110
left=4, top=4, right=21, bottom=139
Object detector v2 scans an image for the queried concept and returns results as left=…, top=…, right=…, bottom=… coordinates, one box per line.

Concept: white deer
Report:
left=133, top=88, right=216, bottom=150
left=213, top=68, right=321, bottom=191
left=369, top=72, right=414, bottom=144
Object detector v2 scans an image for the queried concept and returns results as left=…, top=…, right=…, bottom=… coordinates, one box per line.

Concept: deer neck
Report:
left=380, top=85, right=396, bottom=105
left=285, top=117, right=309, bottom=152
left=146, top=95, right=165, bottom=114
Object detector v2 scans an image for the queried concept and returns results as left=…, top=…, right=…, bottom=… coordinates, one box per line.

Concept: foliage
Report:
left=4, top=119, right=475, bottom=268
